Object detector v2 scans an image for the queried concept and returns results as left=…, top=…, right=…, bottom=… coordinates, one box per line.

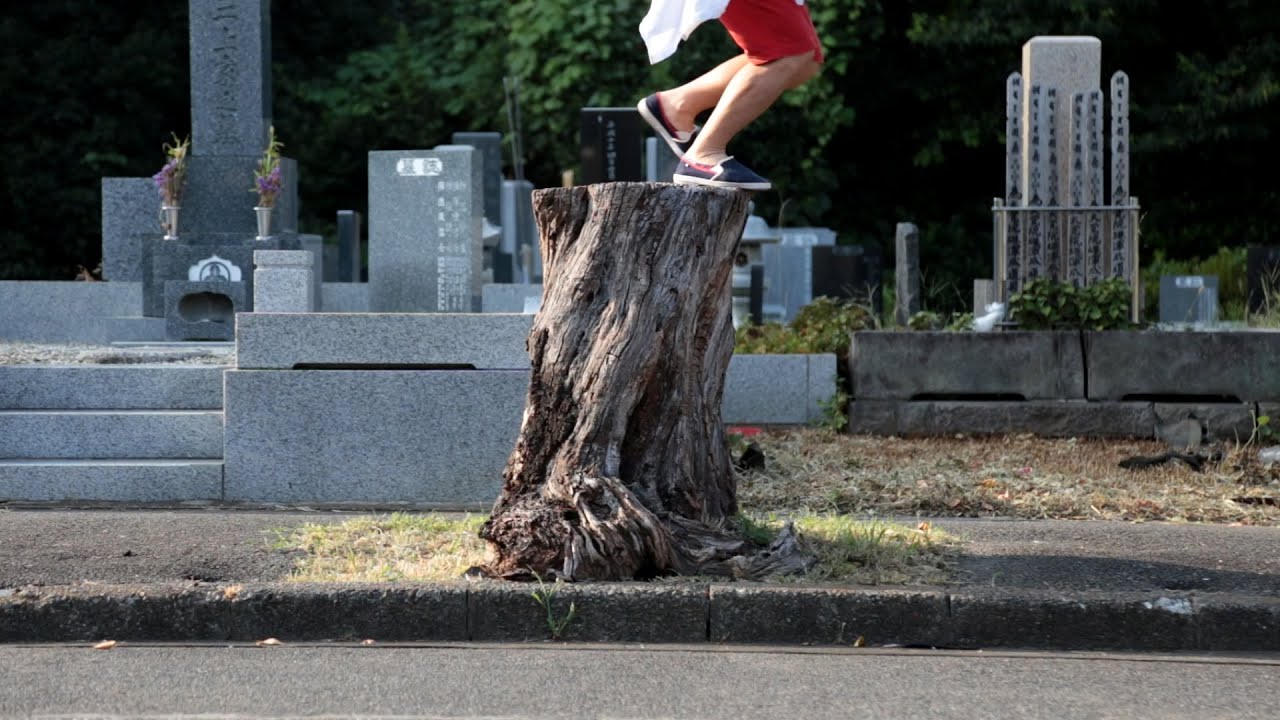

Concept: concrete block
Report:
left=949, top=589, right=1196, bottom=651
left=481, top=283, right=543, bottom=313
left=0, top=410, right=224, bottom=459
left=101, top=177, right=157, bottom=282
left=847, top=400, right=900, bottom=436
left=468, top=582, right=707, bottom=643
left=0, top=280, right=141, bottom=340
left=709, top=585, right=950, bottom=646
left=165, top=280, right=246, bottom=341
left=234, top=313, right=533, bottom=369
left=253, top=250, right=314, bottom=312
left=0, top=460, right=223, bottom=502
left=223, top=369, right=527, bottom=504
left=0, top=365, right=224, bottom=410
left=1194, top=595, right=1280, bottom=651
left=1153, top=402, right=1256, bottom=444
left=849, top=400, right=1153, bottom=438
left=0, top=584, right=469, bottom=643
left=722, top=354, right=809, bottom=425
left=807, top=353, right=839, bottom=422
left=320, top=283, right=370, bottom=313
left=851, top=331, right=1085, bottom=400
left=1086, top=331, right=1280, bottom=401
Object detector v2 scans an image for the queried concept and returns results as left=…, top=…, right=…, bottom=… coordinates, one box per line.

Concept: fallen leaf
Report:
left=916, top=521, right=931, bottom=533
left=93, top=640, right=117, bottom=650
left=361, top=639, right=376, bottom=646
left=255, top=638, right=283, bottom=647
left=852, top=635, right=866, bottom=647
left=223, top=585, right=243, bottom=600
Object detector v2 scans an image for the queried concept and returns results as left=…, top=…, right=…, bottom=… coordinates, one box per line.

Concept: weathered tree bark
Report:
left=478, top=182, right=801, bottom=581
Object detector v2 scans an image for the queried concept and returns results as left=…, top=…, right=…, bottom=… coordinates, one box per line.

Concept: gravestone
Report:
left=451, top=132, right=503, bottom=225
left=761, top=228, right=836, bottom=323
left=336, top=210, right=363, bottom=283
left=1021, top=36, right=1101, bottom=203
left=131, top=0, right=312, bottom=340
left=1159, top=275, right=1218, bottom=326
left=645, top=137, right=680, bottom=184
left=1247, top=246, right=1280, bottom=315
left=183, top=0, right=298, bottom=236
left=894, top=222, right=921, bottom=326
left=368, top=147, right=484, bottom=312
left=812, top=245, right=883, bottom=315
left=580, top=108, right=644, bottom=184
left=100, top=178, right=157, bottom=282
left=501, top=179, right=539, bottom=284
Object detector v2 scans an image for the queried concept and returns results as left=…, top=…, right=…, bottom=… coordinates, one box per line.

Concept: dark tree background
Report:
left=2, top=0, right=1276, bottom=315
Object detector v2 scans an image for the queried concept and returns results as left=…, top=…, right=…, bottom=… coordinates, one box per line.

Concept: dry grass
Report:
left=278, top=511, right=953, bottom=586
left=281, top=513, right=488, bottom=582
left=736, top=430, right=1280, bottom=526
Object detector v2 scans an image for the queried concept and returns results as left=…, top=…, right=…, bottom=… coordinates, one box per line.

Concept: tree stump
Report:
left=479, top=182, right=800, bottom=581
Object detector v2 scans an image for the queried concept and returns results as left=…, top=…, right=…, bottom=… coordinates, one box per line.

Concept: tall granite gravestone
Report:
left=134, top=0, right=311, bottom=340
left=368, top=146, right=485, bottom=312
left=501, top=179, right=539, bottom=284
left=580, top=108, right=644, bottom=184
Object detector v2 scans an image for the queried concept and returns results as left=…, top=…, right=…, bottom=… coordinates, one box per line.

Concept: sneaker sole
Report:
left=673, top=174, right=771, bottom=191
left=636, top=99, right=687, bottom=160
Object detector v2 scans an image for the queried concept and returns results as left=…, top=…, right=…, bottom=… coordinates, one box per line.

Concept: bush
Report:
left=734, top=297, right=874, bottom=356
left=1008, top=278, right=1134, bottom=330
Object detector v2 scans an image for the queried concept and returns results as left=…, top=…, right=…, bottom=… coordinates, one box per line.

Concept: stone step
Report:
left=0, top=410, right=224, bottom=460
left=0, top=365, right=225, bottom=410
left=0, top=459, right=223, bottom=502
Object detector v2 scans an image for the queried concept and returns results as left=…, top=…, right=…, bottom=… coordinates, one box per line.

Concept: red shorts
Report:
left=720, top=0, right=825, bottom=65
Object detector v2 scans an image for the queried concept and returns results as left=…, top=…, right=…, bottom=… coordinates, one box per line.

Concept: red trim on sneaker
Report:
left=681, top=158, right=718, bottom=173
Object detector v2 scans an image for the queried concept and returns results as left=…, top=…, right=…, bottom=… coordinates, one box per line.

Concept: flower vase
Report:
left=254, top=205, right=274, bottom=240
left=161, top=205, right=181, bottom=241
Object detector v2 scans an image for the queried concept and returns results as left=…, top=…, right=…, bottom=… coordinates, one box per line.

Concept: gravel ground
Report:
left=0, top=341, right=234, bottom=365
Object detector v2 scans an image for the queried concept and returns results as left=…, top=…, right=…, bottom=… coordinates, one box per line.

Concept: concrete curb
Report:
left=2, top=582, right=1277, bottom=651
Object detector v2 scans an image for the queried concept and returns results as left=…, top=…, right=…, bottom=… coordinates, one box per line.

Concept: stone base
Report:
left=165, top=281, right=246, bottom=341
left=848, top=399, right=1258, bottom=439
left=223, top=369, right=528, bottom=505
left=723, top=354, right=837, bottom=425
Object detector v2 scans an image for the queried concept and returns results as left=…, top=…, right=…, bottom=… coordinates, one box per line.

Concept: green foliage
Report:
left=734, top=297, right=873, bottom=355
left=814, top=387, right=851, bottom=433
left=530, top=571, right=576, bottom=641
left=2, top=0, right=1278, bottom=295
left=1009, top=278, right=1134, bottom=330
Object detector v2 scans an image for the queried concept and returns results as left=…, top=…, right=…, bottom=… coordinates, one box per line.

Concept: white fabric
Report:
left=639, top=0, right=731, bottom=65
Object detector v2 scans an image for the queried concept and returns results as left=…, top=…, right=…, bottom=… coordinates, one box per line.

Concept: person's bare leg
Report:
left=656, top=54, right=752, bottom=134
left=685, top=52, right=820, bottom=165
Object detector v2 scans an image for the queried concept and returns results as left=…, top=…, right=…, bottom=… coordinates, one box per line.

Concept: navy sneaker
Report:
left=637, top=93, right=697, bottom=158
left=673, top=157, right=772, bottom=191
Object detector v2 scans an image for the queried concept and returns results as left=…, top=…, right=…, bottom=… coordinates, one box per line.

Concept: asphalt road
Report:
left=2, top=643, right=1277, bottom=719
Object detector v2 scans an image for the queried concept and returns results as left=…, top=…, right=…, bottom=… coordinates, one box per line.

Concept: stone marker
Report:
left=100, top=178, right=158, bottom=282
left=368, top=147, right=483, bottom=312
left=336, top=210, right=363, bottom=283
left=580, top=107, right=643, bottom=184
left=894, top=222, right=920, bottom=326
left=1021, top=36, right=1101, bottom=203
left=254, top=250, right=315, bottom=312
left=1158, top=275, right=1218, bottom=327
left=451, top=132, right=503, bottom=225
